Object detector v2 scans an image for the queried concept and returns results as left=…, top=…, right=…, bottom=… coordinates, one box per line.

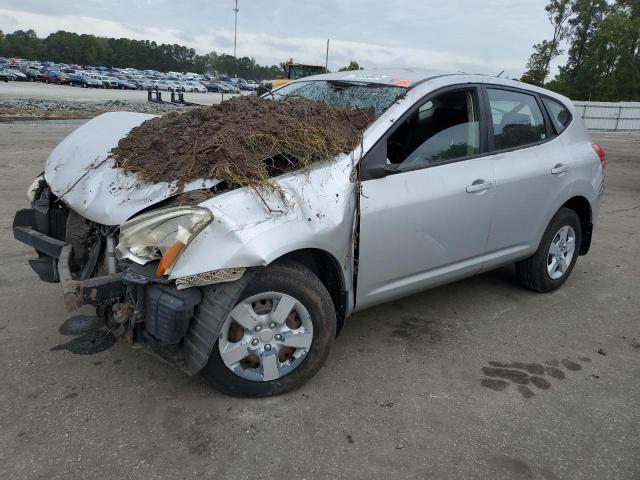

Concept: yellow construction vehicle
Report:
left=269, top=62, right=327, bottom=90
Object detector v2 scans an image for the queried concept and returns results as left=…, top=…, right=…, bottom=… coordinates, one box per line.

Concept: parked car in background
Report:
left=182, top=81, right=207, bottom=93
left=116, top=78, right=138, bottom=90
left=153, top=80, right=175, bottom=91
left=243, top=80, right=260, bottom=91
left=206, top=81, right=232, bottom=93
left=101, top=75, right=119, bottom=88
left=0, top=69, right=16, bottom=81
left=221, top=81, right=241, bottom=94
left=23, top=66, right=45, bottom=82
left=4, top=68, right=27, bottom=81
left=44, top=70, right=69, bottom=85
left=68, top=72, right=102, bottom=88
left=134, top=78, right=154, bottom=90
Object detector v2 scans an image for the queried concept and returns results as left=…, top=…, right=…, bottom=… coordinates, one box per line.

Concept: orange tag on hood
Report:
left=392, top=79, right=412, bottom=87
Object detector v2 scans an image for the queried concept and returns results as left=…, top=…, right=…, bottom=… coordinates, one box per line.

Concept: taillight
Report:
left=592, top=144, right=606, bottom=170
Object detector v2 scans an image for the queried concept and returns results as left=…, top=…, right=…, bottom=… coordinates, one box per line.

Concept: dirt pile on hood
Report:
left=111, top=95, right=374, bottom=191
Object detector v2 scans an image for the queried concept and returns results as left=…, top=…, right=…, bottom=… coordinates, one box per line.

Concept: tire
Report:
left=516, top=207, right=582, bottom=293
left=201, top=261, right=336, bottom=397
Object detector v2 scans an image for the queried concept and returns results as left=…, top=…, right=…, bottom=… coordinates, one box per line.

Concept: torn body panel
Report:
left=169, top=153, right=360, bottom=317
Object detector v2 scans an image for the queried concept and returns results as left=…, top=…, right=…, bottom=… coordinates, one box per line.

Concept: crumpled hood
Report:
left=45, top=112, right=219, bottom=225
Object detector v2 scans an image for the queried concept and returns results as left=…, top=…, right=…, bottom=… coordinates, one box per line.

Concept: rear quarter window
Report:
left=542, top=98, right=572, bottom=134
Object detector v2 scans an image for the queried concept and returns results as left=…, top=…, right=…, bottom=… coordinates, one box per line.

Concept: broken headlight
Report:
left=116, top=206, right=213, bottom=276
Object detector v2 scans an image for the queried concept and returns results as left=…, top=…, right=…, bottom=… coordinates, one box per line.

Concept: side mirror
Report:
left=360, top=141, right=400, bottom=181
left=366, top=163, right=400, bottom=180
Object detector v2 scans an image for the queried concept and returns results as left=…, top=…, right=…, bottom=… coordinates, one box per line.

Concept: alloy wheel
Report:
left=547, top=225, right=576, bottom=280
left=218, top=292, right=314, bottom=382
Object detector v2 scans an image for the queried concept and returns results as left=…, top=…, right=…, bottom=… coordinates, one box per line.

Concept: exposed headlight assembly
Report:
left=116, top=206, right=213, bottom=276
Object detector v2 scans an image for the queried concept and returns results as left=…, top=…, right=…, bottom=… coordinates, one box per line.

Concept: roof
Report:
left=296, top=68, right=466, bottom=88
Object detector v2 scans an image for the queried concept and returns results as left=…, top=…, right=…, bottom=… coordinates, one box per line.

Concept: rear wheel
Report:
left=201, top=262, right=336, bottom=397
left=516, top=208, right=582, bottom=292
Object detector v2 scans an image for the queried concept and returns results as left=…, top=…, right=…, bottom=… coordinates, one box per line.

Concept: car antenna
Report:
left=496, top=70, right=504, bottom=78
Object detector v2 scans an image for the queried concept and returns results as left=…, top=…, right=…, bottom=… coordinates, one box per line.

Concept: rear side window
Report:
left=542, top=98, right=572, bottom=134
left=488, top=88, right=547, bottom=150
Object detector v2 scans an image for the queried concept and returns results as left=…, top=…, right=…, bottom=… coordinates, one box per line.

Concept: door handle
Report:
left=551, top=164, right=569, bottom=175
left=466, top=180, right=494, bottom=193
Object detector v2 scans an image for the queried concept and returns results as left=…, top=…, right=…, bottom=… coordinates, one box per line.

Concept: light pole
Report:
left=233, top=0, right=239, bottom=58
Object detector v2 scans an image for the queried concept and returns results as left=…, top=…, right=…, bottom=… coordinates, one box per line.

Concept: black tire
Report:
left=201, top=261, right=336, bottom=397
left=516, top=207, right=582, bottom=293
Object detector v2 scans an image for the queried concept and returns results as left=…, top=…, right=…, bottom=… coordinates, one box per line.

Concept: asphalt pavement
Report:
left=0, top=122, right=638, bottom=480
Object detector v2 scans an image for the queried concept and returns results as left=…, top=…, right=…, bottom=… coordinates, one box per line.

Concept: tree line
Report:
left=521, top=0, right=639, bottom=101
left=0, top=30, right=284, bottom=80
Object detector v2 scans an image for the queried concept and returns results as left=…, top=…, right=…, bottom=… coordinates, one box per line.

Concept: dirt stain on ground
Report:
left=482, top=367, right=530, bottom=385
left=480, top=379, right=510, bottom=391
left=389, top=315, right=444, bottom=344
left=58, top=315, right=102, bottom=336
left=481, top=357, right=587, bottom=398
left=51, top=329, right=115, bottom=355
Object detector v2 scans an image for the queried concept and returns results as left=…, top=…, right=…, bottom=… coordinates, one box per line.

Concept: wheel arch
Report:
left=561, top=196, right=592, bottom=255
left=274, top=248, right=348, bottom=336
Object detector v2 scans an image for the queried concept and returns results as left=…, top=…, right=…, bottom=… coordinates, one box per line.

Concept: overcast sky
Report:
left=0, top=0, right=560, bottom=77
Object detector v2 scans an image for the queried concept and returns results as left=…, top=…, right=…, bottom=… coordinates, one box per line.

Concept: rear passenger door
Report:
left=482, top=86, right=572, bottom=269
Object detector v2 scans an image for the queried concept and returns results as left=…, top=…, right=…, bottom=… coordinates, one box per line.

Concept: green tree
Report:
left=1, top=30, right=43, bottom=59
left=521, top=0, right=572, bottom=86
left=525, top=0, right=639, bottom=100
left=338, top=60, right=362, bottom=71
left=565, top=0, right=611, bottom=73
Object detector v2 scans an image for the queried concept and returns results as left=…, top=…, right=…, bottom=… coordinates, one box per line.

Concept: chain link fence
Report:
left=574, top=101, right=640, bottom=132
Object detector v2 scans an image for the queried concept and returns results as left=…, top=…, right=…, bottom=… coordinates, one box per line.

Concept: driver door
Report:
left=355, top=85, right=496, bottom=310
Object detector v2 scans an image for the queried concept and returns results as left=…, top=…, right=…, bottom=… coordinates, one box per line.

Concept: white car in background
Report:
left=182, top=81, right=207, bottom=93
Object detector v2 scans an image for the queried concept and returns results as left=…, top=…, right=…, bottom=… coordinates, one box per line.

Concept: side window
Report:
left=487, top=88, right=547, bottom=150
left=543, top=97, right=572, bottom=134
left=387, top=89, right=481, bottom=169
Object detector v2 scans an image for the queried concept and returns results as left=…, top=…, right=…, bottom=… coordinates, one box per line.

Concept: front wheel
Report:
left=516, top=208, right=582, bottom=293
left=201, top=262, right=336, bottom=397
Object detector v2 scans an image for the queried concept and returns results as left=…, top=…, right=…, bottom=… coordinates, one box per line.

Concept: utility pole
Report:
left=233, top=0, right=239, bottom=58
left=325, top=39, right=330, bottom=72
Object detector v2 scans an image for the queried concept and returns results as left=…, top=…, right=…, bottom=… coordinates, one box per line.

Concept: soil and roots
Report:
left=111, top=96, right=374, bottom=194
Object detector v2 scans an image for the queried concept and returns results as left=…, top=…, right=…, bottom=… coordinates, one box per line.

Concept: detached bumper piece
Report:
left=58, top=244, right=126, bottom=311
left=13, top=207, right=67, bottom=282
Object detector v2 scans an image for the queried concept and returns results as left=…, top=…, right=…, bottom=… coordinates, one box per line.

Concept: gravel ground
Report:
left=0, top=82, right=245, bottom=119
left=0, top=124, right=639, bottom=480
left=0, top=98, right=195, bottom=119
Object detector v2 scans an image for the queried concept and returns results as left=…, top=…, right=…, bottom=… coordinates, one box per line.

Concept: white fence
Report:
left=574, top=101, right=640, bottom=132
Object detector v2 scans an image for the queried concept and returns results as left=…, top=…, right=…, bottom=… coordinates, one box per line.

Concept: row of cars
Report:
left=0, top=59, right=261, bottom=94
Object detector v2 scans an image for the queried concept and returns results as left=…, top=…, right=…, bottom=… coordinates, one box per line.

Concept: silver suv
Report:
left=13, top=69, right=605, bottom=396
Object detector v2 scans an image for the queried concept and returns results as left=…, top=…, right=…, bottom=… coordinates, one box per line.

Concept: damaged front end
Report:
left=13, top=107, right=361, bottom=379
left=13, top=180, right=225, bottom=372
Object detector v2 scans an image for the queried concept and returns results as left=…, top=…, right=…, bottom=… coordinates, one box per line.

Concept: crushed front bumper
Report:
left=14, top=207, right=126, bottom=310
left=57, top=244, right=126, bottom=311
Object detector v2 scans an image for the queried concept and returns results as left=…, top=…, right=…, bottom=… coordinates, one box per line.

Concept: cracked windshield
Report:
left=271, top=80, right=405, bottom=117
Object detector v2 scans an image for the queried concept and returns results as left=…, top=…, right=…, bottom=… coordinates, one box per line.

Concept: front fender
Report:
left=169, top=155, right=357, bottom=295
